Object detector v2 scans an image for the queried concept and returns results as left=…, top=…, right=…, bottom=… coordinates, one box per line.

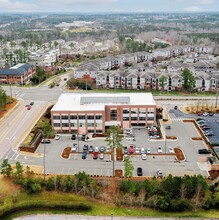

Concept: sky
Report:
left=0, top=0, right=218, bottom=13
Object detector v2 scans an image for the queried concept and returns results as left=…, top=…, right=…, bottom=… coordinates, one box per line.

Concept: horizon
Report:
left=0, top=0, right=218, bottom=13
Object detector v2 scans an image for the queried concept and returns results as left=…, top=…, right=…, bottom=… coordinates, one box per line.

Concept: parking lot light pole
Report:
left=43, top=140, right=46, bottom=182
left=164, top=135, right=167, bottom=154
left=77, top=132, right=79, bottom=152
left=215, top=89, right=218, bottom=108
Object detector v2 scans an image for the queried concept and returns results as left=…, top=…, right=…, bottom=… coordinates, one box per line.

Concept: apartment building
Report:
left=0, top=63, right=35, bottom=85
left=51, top=93, right=157, bottom=134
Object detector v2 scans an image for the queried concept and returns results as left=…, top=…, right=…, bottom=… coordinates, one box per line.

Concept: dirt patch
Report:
left=62, top=147, right=71, bottom=159
left=0, top=100, right=17, bottom=119
left=192, top=137, right=203, bottom=140
left=209, top=170, right=219, bottom=180
left=116, top=148, right=123, bottom=161
left=174, top=147, right=185, bottom=161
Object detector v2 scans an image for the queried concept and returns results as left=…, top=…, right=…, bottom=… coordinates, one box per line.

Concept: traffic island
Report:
left=62, top=147, right=71, bottom=159
left=174, top=147, right=185, bottom=161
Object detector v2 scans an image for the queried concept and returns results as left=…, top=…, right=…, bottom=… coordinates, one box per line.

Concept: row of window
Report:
left=53, top=115, right=102, bottom=120
left=123, top=117, right=154, bottom=121
left=54, top=123, right=102, bottom=128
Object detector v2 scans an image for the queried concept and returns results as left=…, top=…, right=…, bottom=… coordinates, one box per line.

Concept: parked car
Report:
left=202, top=112, right=208, bottom=116
left=135, top=147, right=140, bottom=154
left=168, top=147, right=174, bottom=153
left=99, top=146, right=105, bottom=153
left=204, top=131, right=214, bottom=136
left=82, top=151, right=87, bottom=159
left=174, top=105, right=178, bottom=110
left=201, top=126, right=210, bottom=130
left=150, top=135, right=160, bottom=139
left=83, top=145, right=88, bottom=151
left=166, top=125, right=171, bottom=129
left=197, top=112, right=203, bottom=116
left=129, top=145, right=135, bottom=154
left=141, top=148, right=145, bottom=154
left=89, top=145, right=94, bottom=153
left=141, top=154, right=147, bottom=160
left=71, top=134, right=76, bottom=140
left=64, top=78, right=67, bottom=81
left=125, top=137, right=136, bottom=141
left=94, top=147, right=99, bottom=152
left=202, top=112, right=209, bottom=116
left=30, top=102, right=34, bottom=106
left=209, top=112, right=214, bottom=116
left=71, top=143, right=78, bottom=152
left=123, top=146, right=128, bottom=154
left=41, top=139, right=51, bottom=144
left=157, top=146, right=162, bottom=153
left=198, top=120, right=206, bottom=124
left=157, top=169, right=163, bottom=177
left=93, top=152, right=98, bottom=159
left=99, top=153, right=104, bottom=160
left=147, top=147, right=151, bottom=154
left=137, top=167, right=143, bottom=176
left=198, top=149, right=211, bottom=154
left=54, top=134, right=60, bottom=140
left=81, top=134, right=86, bottom=141
left=27, top=106, right=31, bottom=110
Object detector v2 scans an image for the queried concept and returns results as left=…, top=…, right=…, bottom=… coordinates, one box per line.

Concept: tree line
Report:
left=1, top=159, right=218, bottom=212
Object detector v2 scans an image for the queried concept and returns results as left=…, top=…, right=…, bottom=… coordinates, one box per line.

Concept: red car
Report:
left=27, top=106, right=31, bottom=110
left=93, top=152, right=98, bottom=159
left=129, top=145, right=134, bottom=154
left=197, top=112, right=203, bottom=116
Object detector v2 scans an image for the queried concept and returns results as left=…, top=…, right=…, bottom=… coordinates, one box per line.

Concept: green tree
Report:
left=0, top=86, right=7, bottom=110
left=159, top=75, right=167, bottom=91
left=124, top=156, right=134, bottom=177
left=106, top=126, right=123, bottom=176
left=181, top=68, right=195, bottom=92
left=0, top=159, right=12, bottom=177
left=13, top=161, right=24, bottom=183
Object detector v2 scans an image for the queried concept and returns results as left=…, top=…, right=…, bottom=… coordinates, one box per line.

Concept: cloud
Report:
left=185, top=6, right=204, bottom=11
left=195, top=0, right=213, bottom=5
left=0, top=0, right=37, bottom=12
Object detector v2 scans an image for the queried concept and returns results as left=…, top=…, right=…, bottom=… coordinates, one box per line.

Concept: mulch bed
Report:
left=0, top=101, right=17, bottom=119
left=192, top=137, right=203, bottom=140
left=62, top=147, right=71, bottom=159
left=166, top=136, right=177, bottom=140
left=174, top=147, right=185, bottom=161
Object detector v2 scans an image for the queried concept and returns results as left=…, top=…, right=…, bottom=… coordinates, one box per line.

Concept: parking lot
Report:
left=8, top=117, right=212, bottom=178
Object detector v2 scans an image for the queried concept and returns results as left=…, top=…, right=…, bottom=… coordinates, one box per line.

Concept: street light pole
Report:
left=43, top=141, right=46, bottom=182
left=165, top=135, right=167, bottom=154
left=215, top=89, right=218, bottom=108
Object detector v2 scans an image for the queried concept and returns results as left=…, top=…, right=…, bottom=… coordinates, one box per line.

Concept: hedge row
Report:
left=0, top=202, right=92, bottom=219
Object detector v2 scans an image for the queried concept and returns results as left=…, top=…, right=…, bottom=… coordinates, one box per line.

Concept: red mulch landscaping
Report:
left=0, top=101, right=17, bottom=119
left=166, top=136, right=177, bottom=140
left=62, top=147, right=71, bottom=159
left=174, top=147, right=185, bottom=161
left=192, top=137, right=203, bottom=140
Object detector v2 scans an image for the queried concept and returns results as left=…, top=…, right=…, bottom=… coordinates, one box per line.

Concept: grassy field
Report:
left=0, top=176, right=218, bottom=220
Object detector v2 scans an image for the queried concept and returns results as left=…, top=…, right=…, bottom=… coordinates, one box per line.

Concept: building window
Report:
left=131, top=117, right=138, bottom=121
left=70, top=123, right=75, bottom=127
left=70, top=115, right=77, bottom=119
left=123, top=109, right=129, bottom=114
left=87, top=115, right=94, bottom=120
left=62, top=123, right=69, bottom=127
left=110, top=109, right=117, bottom=121
left=79, top=123, right=83, bottom=127
left=88, top=123, right=95, bottom=127
left=54, top=123, right=60, bottom=127
left=61, top=115, right=68, bottom=120
left=79, top=115, right=86, bottom=120
left=95, top=115, right=102, bottom=120
left=53, top=115, right=60, bottom=120
left=96, top=130, right=102, bottom=133
left=88, top=129, right=94, bottom=133
left=139, top=117, right=146, bottom=121
left=123, top=117, right=129, bottom=121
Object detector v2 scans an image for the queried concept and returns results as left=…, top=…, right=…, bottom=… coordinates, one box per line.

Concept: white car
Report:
left=203, top=112, right=209, bottom=116
left=71, top=143, right=77, bottom=152
left=141, top=154, right=147, bottom=160
left=168, top=147, right=174, bottom=153
left=99, top=153, right=104, bottom=160
left=55, top=134, right=60, bottom=140
left=157, top=146, right=162, bottom=153
left=141, top=148, right=145, bottom=154
left=135, top=147, right=140, bottom=154
left=94, top=147, right=99, bottom=152
left=147, top=147, right=151, bottom=154
left=157, top=169, right=163, bottom=177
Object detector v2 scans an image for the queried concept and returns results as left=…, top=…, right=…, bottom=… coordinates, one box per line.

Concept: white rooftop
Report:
left=52, top=93, right=156, bottom=112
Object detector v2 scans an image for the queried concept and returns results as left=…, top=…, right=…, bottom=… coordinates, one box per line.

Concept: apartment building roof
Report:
left=51, top=93, right=156, bottom=112
left=0, top=63, right=34, bottom=76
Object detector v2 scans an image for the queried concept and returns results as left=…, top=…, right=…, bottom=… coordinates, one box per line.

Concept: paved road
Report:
left=0, top=100, right=50, bottom=161
left=13, top=215, right=218, bottom=220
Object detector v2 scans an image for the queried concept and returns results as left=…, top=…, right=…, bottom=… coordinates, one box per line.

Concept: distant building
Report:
left=0, top=63, right=36, bottom=85
left=51, top=93, right=157, bottom=134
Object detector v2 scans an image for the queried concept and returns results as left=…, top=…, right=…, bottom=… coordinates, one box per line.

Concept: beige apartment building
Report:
left=51, top=93, right=157, bottom=134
